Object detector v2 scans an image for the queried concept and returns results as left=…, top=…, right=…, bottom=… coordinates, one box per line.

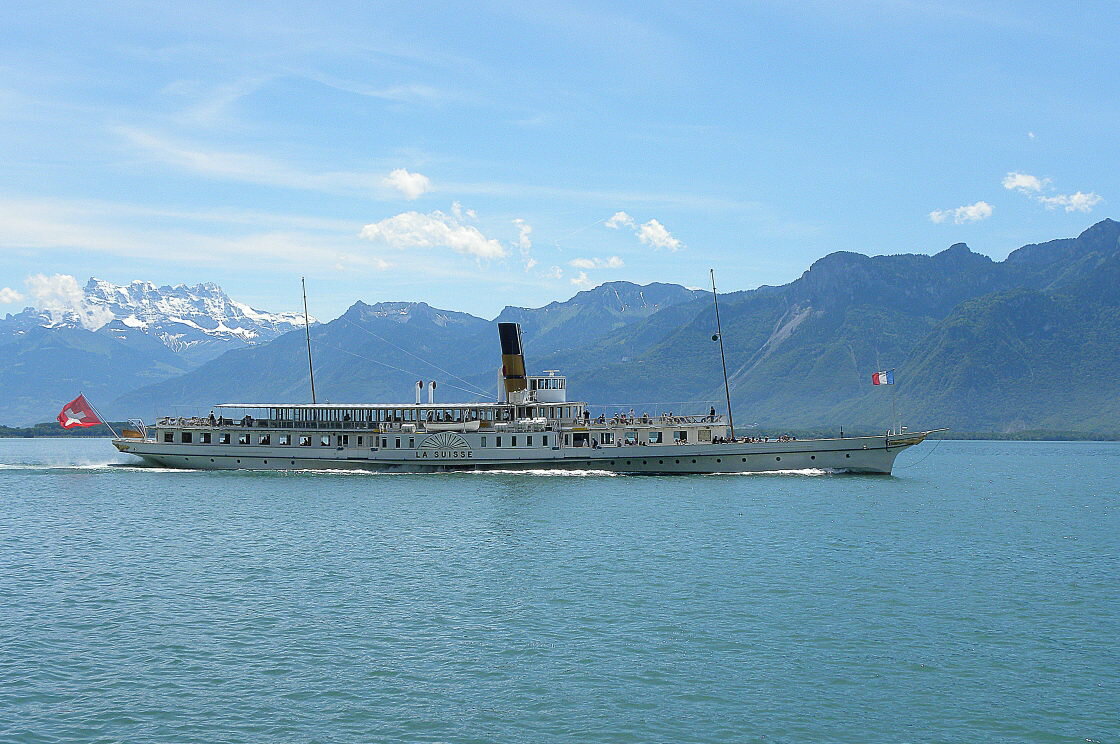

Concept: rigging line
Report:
left=319, top=342, right=492, bottom=401
left=893, top=433, right=947, bottom=470
left=333, top=316, right=493, bottom=398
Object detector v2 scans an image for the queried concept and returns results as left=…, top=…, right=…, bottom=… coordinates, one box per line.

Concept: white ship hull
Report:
left=114, top=432, right=932, bottom=475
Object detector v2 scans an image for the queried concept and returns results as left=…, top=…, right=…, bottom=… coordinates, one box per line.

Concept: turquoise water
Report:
left=1, top=438, right=1116, bottom=744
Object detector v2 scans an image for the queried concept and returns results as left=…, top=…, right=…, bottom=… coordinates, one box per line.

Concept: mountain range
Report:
left=0, top=279, right=311, bottom=426
left=4, top=220, right=1119, bottom=434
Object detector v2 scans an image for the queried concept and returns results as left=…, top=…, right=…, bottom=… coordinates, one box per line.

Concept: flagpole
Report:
left=890, top=368, right=898, bottom=435
left=83, top=393, right=120, bottom=438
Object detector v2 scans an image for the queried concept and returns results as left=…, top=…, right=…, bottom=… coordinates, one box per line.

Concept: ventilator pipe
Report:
left=415, top=380, right=423, bottom=405
left=428, top=380, right=437, bottom=404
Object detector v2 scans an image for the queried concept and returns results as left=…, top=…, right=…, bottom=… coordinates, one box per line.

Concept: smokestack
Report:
left=428, top=380, right=437, bottom=404
left=498, top=322, right=527, bottom=402
left=415, top=380, right=423, bottom=405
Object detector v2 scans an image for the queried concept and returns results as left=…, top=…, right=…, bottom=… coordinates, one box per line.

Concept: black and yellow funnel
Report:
left=498, top=322, right=527, bottom=400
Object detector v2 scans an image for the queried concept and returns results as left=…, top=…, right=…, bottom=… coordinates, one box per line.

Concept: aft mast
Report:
left=710, top=269, right=735, bottom=439
left=302, top=277, right=317, bottom=404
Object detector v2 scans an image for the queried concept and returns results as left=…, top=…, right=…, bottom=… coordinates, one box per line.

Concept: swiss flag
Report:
left=58, top=394, right=103, bottom=429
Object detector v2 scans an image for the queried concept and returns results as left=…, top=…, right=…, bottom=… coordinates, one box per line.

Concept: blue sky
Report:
left=1, top=0, right=1116, bottom=320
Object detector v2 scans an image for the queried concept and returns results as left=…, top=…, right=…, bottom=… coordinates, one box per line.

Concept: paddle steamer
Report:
left=113, top=322, right=937, bottom=474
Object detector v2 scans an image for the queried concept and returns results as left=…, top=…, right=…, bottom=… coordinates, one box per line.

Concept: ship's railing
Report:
left=155, top=413, right=728, bottom=432
left=154, top=417, right=560, bottom=434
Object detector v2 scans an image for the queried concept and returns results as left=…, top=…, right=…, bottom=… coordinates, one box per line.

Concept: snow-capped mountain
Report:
left=2, top=278, right=313, bottom=365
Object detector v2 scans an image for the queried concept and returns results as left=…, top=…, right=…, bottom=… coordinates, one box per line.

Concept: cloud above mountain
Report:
left=359, top=205, right=507, bottom=259
left=604, top=211, right=683, bottom=251
left=1002, top=171, right=1103, bottom=213
left=0, top=287, right=24, bottom=303
left=929, top=201, right=993, bottom=224
left=24, top=274, right=114, bottom=330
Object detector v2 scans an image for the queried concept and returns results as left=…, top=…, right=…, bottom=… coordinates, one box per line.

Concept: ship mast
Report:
left=302, top=277, right=317, bottom=404
left=710, top=269, right=735, bottom=439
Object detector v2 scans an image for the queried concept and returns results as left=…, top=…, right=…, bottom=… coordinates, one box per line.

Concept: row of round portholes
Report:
left=613, top=453, right=850, bottom=466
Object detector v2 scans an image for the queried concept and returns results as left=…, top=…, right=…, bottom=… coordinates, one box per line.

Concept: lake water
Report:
left=1, top=438, right=1117, bottom=743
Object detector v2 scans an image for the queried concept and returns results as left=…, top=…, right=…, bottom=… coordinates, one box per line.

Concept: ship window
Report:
left=356, top=436, right=363, bottom=446
left=542, top=435, right=548, bottom=447
left=512, top=436, right=518, bottom=447
left=648, top=431, right=662, bottom=444
left=481, top=436, right=487, bottom=448
left=299, top=435, right=311, bottom=446
left=342, top=435, right=349, bottom=446
left=698, top=429, right=711, bottom=442
left=279, top=434, right=291, bottom=445
left=220, top=433, right=231, bottom=444
left=600, top=432, right=614, bottom=445
left=163, top=431, right=173, bottom=443
left=258, top=434, right=271, bottom=445
left=319, top=436, right=330, bottom=446
left=496, top=436, right=502, bottom=447
left=181, top=432, right=192, bottom=443
left=674, top=430, right=687, bottom=442
left=381, top=438, right=388, bottom=448
left=527, top=435, right=533, bottom=447
left=200, top=432, right=211, bottom=444
left=395, top=438, right=401, bottom=448
left=408, top=438, right=414, bottom=448
left=238, top=433, right=250, bottom=445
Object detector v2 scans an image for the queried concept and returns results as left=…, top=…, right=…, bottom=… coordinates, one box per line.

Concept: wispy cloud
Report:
left=929, top=201, right=993, bottom=224
left=513, top=218, right=535, bottom=270
left=570, top=271, right=594, bottom=289
left=569, top=256, right=623, bottom=269
left=1037, top=192, right=1103, bottom=213
left=117, top=127, right=410, bottom=199
left=0, top=197, right=389, bottom=273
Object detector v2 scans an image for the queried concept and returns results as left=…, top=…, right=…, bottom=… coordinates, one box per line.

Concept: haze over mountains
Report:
left=4, top=221, right=1119, bottom=434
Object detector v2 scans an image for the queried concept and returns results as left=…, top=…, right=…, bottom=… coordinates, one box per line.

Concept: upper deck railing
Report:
left=155, top=413, right=728, bottom=432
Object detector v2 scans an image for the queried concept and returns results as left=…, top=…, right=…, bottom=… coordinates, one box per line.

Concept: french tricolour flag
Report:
left=871, top=370, right=895, bottom=385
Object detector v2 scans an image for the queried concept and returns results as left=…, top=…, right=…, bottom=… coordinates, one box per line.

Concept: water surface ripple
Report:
left=1, top=439, right=1116, bottom=743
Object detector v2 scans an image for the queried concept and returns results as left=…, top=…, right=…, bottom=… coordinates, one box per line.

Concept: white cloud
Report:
left=359, top=206, right=507, bottom=259
left=604, top=211, right=635, bottom=229
left=1037, top=191, right=1104, bottom=213
left=570, top=271, right=594, bottom=289
left=513, top=218, right=535, bottom=271
left=451, top=201, right=477, bottom=220
left=24, top=274, right=114, bottom=330
left=382, top=168, right=431, bottom=200
left=929, top=201, right=993, bottom=224
left=569, top=256, right=624, bottom=269
left=0, top=287, right=24, bottom=303
left=1001, top=172, right=1104, bottom=214
left=1027, top=132, right=1036, bottom=140
left=543, top=266, right=564, bottom=280
left=1002, top=172, right=1048, bottom=193
left=637, top=219, right=683, bottom=251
